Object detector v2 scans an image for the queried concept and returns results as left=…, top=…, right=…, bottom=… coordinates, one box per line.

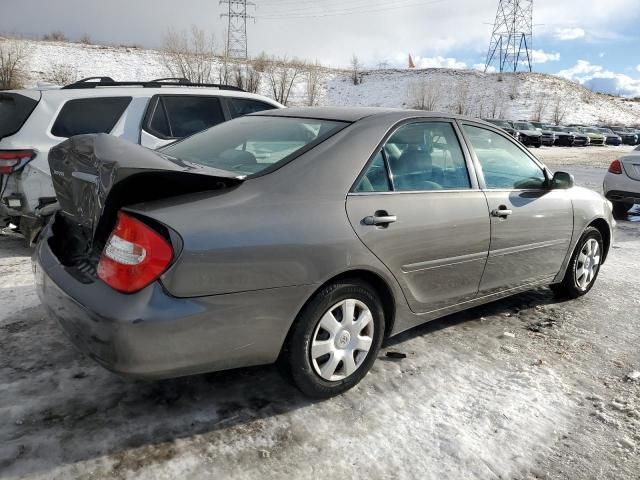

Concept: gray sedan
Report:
left=35, top=108, right=614, bottom=398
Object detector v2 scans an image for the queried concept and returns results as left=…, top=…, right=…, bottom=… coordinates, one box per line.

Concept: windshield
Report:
left=161, top=116, right=348, bottom=177
left=0, top=93, right=39, bottom=139
left=583, top=128, right=600, bottom=134
left=513, top=122, right=534, bottom=130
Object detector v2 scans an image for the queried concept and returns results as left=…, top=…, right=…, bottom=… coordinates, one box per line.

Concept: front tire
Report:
left=283, top=280, right=385, bottom=398
left=550, top=227, right=603, bottom=299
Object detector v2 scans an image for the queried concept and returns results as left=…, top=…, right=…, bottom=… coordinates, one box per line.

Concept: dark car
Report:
left=529, top=122, right=556, bottom=146
left=35, top=108, right=614, bottom=398
left=610, top=127, right=638, bottom=145
left=483, top=119, right=517, bottom=138
left=596, top=128, right=623, bottom=146
left=547, top=126, right=575, bottom=146
left=510, top=121, right=543, bottom=148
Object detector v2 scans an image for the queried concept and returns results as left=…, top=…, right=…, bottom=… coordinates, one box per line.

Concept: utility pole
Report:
left=220, top=0, right=254, bottom=60
left=484, top=0, right=533, bottom=73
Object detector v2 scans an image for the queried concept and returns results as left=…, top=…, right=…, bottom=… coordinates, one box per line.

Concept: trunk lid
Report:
left=48, top=134, right=242, bottom=260
left=620, top=154, right=640, bottom=182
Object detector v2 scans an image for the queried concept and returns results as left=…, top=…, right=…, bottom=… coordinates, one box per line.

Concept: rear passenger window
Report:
left=229, top=98, right=276, bottom=118
left=355, top=152, right=391, bottom=192
left=145, top=96, right=226, bottom=139
left=386, top=122, right=470, bottom=191
left=51, top=97, right=132, bottom=138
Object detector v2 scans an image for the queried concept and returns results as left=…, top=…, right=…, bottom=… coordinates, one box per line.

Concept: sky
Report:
left=1, top=0, right=639, bottom=96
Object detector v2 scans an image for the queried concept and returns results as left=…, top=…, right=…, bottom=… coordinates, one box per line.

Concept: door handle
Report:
left=363, top=214, right=397, bottom=226
left=491, top=206, right=513, bottom=218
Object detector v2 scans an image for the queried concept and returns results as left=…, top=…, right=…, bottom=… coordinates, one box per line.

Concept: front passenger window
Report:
left=463, top=125, right=547, bottom=189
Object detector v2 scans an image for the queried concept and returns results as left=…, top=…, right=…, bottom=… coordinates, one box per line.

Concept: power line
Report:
left=256, top=0, right=448, bottom=20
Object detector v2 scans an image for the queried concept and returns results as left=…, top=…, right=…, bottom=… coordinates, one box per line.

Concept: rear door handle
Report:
left=491, top=207, right=513, bottom=218
left=363, top=214, right=397, bottom=226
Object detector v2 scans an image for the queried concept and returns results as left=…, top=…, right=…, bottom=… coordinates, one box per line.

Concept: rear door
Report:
left=460, top=123, right=574, bottom=294
left=140, top=95, right=228, bottom=149
left=346, top=120, right=490, bottom=314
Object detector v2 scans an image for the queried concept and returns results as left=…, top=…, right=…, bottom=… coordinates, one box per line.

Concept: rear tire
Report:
left=282, top=280, right=385, bottom=398
left=612, top=201, right=631, bottom=219
left=550, top=227, right=603, bottom=299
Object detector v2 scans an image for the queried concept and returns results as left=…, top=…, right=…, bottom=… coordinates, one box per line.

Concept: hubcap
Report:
left=575, top=238, right=600, bottom=290
left=310, top=299, right=374, bottom=382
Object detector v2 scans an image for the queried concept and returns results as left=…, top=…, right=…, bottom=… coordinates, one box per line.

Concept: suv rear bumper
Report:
left=35, top=225, right=312, bottom=379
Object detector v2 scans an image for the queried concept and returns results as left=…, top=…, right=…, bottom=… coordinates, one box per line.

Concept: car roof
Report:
left=252, top=106, right=486, bottom=123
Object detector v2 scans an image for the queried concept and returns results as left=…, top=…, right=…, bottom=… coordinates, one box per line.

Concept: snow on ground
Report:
left=1, top=157, right=640, bottom=479
left=7, top=38, right=640, bottom=126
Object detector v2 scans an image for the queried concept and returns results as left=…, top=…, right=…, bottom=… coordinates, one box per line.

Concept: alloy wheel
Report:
left=575, top=238, right=600, bottom=290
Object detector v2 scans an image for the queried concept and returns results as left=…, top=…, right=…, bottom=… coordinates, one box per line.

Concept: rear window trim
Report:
left=160, top=115, right=352, bottom=179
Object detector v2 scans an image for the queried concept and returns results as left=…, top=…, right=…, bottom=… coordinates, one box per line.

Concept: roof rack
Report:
left=62, top=77, right=245, bottom=92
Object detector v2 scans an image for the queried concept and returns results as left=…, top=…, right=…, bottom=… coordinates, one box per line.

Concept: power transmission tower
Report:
left=220, top=0, right=254, bottom=60
left=484, top=0, right=533, bottom=73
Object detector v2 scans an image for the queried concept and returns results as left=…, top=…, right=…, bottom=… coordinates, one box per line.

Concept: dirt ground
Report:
left=1, top=149, right=639, bottom=480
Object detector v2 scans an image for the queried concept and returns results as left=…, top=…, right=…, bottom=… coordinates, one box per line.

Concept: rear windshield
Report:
left=161, top=116, right=348, bottom=177
left=0, top=93, right=39, bottom=139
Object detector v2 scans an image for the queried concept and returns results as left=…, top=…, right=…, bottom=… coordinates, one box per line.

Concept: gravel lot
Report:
left=1, top=147, right=639, bottom=480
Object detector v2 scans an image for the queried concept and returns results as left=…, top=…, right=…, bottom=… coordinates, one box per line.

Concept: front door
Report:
left=346, top=120, right=491, bottom=314
left=461, top=123, right=574, bottom=294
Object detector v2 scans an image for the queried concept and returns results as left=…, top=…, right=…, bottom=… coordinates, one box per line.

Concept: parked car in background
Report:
left=0, top=77, right=282, bottom=242
left=596, top=128, right=623, bottom=146
left=529, top=121, right=555, bottom=146
left=609, top=127, right=638, bottom=145
left=547, top=126, right=575, bottom=146
left=35, top=107, right=613, bottom=398
left=604, top=152, right=640, bottom=218
left=509, top=121, right=543, bottom=148
left=483, top=119, right=518, bottom=138
left=577, top=127, right=606, bottom=146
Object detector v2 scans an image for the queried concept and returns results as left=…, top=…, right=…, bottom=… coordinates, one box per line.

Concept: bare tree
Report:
left=552, top=97, right=567, bottom=125
left=44, top=63, right=78, bottom=86
left=232, top=65, right=260, bottom=93
left=349, top=54, right=361, bottom=85
left=43, top=31, right=67, bottom=42
left=453, top=83, right=471, bottom=116
left=489, top=91, right=506, bottom=119
left=0, top=39, right=28, bottom=90
left=161, top=26, right=215, bottom=83
left=265, top=56, right=305, bottom=105
left=531, top=94, right=548, bottom=122
left=305, top=60, right=324, bottom=106
left=408, top=78, right=441, bottom=111
left=79, top=34, right=92, bottom=45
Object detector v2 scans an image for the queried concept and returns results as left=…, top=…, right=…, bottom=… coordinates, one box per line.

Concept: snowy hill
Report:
left=9, top=38, right=640, bottom=126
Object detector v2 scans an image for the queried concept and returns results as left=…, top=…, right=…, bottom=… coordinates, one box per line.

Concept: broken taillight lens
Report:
left=608, top=160, right=622, bottom=175
left=97, top=212, right=173, bottom=293
left=0, top=150, right=35, bottom=174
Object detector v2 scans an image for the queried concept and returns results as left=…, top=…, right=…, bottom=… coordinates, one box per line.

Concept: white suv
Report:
left=0, top=77, right=282, bottom=241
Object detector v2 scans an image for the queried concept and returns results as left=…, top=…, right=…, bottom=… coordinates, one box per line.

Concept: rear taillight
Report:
left=608, top=159, right=623, bottom=175
left=0, top=150, right=35, bottom=174
left=97, top=212, right=173, bottom=293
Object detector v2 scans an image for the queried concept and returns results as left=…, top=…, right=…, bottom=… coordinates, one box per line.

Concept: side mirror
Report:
left=550, top=171, right=574, bottom=189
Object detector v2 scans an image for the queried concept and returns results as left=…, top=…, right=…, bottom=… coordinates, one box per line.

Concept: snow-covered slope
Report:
left=9, top=38, right=640, bottom=125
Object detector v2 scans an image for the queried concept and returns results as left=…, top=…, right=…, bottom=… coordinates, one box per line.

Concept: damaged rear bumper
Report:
left=34, top=224, right=312, bottom=379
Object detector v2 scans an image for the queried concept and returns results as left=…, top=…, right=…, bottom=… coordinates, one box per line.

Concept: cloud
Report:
left=531, top=49, right=560, bottom=64
left=412, top=56, right=467, bottom=69
left=557, top=60, right=640, bottom=97
left=554, top=27, right=586, bottom=41
left=637, top=65, right=640, bottom=72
